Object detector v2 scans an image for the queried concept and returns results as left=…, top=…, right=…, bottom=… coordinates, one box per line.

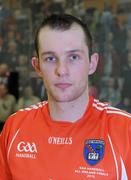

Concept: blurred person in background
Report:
left=0, top=63, right=10, bottom=84
left=89, top=79, right=99, bottom=98
left=99, top=76, right=121, bottom=107
left=116, top=97, right=131, bottom=113
left=111, top=18, right=127, bottom=77
left=0, top=35, right=6, bottom=62
left=0, top=0, right=11, bottom=25
left=4, top=41, right=19, bottom=71
left=0, top=82, right=16, bottom=131
left=119, top=51, right=131, bottom=105
left=100, top=5, right=114, bottom=43
left=48, top=0, right=65, bottom=14
left=0, top=63, right=19, bottom=100
left=103, top=32, right=113, bottom=76
left=0, top=35, right=5, bottom=52
left=0, top=14, right=131, bottom=179
left=16, top=85, right=40, bottom=110
left=16, top=54, right=29, bottom=94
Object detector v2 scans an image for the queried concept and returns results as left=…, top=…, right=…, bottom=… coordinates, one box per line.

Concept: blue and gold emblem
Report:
left=84, top=139, right=105, bottom=166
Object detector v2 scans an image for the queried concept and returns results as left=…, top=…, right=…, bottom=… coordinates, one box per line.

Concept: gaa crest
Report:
left=84, top=139, right=105, bottom=166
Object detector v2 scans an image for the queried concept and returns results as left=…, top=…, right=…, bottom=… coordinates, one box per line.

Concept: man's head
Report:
left=0, top=83, right=8, bottom=98
left=0, top=64, right=9, bottom=76
left=32, top=14, right=98, bottom=103
left=34, top=14, right=93, bottom=58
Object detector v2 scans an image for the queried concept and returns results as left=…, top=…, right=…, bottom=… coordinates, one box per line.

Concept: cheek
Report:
left=72, top=64, right=89, bottom=80
left=40, top=64, right=51, bottom=76
left=40, top=66, right=54, bottom=86
left=40, top=62, right=55, bottom=74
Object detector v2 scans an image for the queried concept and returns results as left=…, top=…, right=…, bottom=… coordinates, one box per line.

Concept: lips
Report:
left=54, top=83, right=72, bottom=89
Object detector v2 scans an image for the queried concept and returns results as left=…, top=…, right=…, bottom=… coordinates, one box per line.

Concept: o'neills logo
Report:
left=48, top=136, right=72, bottom=145
left=16, top=141, right=37, bottom=159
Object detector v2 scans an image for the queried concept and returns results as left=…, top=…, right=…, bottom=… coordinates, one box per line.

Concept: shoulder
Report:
left=18, top=101, right=48, bottom=111
left=92, top=98, right=131, bottom=141
left=1, top=101, right=48, bottom=134
left=14, top=100, right=48, bottom=118
left=0, top=101, right=48, bottom=150
left=92, top=98, right=131, bottom=121
left=92, top=97, right=131, bottom=135
left=6, top=94, right=16, bottom=101
left=92, top=98, right=131, bottom=150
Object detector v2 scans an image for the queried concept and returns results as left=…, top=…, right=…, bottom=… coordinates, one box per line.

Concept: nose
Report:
left=55, top=60, right=69, bottom=77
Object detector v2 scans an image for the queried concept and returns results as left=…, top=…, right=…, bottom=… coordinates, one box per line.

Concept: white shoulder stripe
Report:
left=108, top=135, right=119, bottom=180
left=108, top=135, right=128, bottom=179
left=92, top=103, right=108, bottom=110
left=7, top=129, right=20, bottom=162
left=120, top=157, right=128, bottom=180
left=108, top=106, right=121, bottom=111
left=94, top=99, right=109, bottom=106
left=19, top=101, right=48, bottom=112
left=107, top=110, right=131, bottom=118
left=93, top=101, right=131, bottom=118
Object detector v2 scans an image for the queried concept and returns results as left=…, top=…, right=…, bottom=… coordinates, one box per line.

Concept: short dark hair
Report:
left=34, top=14, right=93, bottom=58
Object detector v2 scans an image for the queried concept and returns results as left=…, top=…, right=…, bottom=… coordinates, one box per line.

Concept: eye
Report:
left=45, top=56, right=56, bottom=62
left=69, top=54, right=80, bottom=61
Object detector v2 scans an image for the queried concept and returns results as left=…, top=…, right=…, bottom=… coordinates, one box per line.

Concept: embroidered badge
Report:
left=83, top=139, right=105, bottom=166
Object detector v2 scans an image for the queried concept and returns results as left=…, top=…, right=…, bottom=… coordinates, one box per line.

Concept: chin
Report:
left=50, top=92, right=83, bottom=103
left=52, top=95, right=74, bottom=102
left=48, top=85, right=88, bottom=102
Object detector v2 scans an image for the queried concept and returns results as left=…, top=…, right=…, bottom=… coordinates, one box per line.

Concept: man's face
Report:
left=34, top=24, right=98, bottom=102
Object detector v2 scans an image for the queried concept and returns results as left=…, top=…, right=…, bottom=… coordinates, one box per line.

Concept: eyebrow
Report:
left=66, top=49, right=84, bottom=54
left=41, top=51, right=55, bottom=56
left=41, top=49, right=84, bottom=56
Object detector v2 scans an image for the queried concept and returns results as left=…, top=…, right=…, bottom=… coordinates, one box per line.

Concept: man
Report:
left=0, top=14, right=131, bottom=179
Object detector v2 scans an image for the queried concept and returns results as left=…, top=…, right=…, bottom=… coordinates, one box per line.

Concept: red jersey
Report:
left=0, top=96, right=131, bottom=180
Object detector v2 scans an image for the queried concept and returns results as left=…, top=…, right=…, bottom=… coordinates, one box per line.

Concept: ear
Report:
left=32, top=57, right=42, bottom=77
left=88, top=53, right=99, bottom=75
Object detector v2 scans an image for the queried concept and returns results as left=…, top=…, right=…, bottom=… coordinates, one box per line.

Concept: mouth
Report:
left=54, top=83, right=72, bottom=90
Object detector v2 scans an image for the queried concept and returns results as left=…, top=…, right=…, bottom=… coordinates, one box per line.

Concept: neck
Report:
left=48, top=92, right=89, bottom=123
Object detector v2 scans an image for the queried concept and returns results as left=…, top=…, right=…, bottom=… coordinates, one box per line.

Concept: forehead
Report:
left=38, top=24, right=87, bottom=51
